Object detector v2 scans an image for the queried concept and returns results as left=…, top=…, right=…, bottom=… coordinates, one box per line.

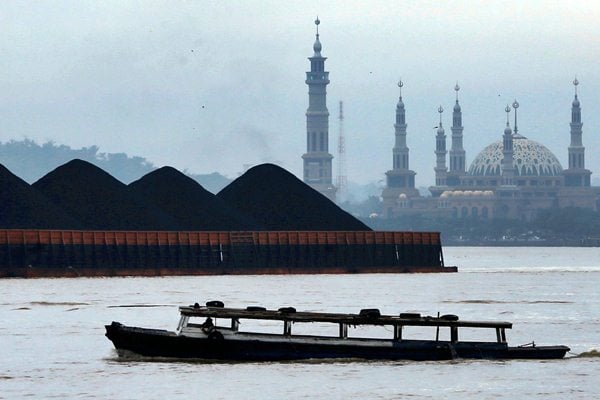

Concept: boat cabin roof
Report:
left=179, top=305, right=512, bottom=329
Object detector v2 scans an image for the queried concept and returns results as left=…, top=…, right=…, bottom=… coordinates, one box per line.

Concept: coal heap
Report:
left=129, top=166, right=261, bottom=231
left=32, top=159, right=179, bottom=230
left=217, top=163, right=371, bottom=231
left=0, top=164, right=82, bottom=229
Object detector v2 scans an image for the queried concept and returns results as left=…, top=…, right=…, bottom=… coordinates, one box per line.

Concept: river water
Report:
left=1, top=247, right=599, bottom=399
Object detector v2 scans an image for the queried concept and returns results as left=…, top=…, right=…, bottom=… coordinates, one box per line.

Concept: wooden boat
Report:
left=105, top=301, right=570, bottom=361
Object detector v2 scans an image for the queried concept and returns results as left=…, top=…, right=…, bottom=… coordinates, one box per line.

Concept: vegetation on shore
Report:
left=361, top=205, right=600, bottom=245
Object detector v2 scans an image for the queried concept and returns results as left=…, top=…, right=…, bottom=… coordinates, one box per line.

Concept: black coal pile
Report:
left=129, top=166, right=261, bottom=231
left=217, top=163, right=371, bottom=231
left=32, top=159, right=179, bottom=230
left=0, top=164, right=82, bottom=229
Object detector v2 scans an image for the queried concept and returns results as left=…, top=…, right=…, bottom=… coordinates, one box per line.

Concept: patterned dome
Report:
left=468, top=137, right=563, bottom=177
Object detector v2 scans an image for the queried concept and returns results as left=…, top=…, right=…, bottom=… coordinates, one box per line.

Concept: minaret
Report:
left=430, top=106, right=448, bottom=197
left=565, top=78, right=591, bottom=187
left=501, top=104, right=516, bottom=186
left=382, top=80, right=418, bottom=214
left=302, top=17, right=336, bottom=201
left=393, top=80, right=409, bottom=171
left=448, top=83, right=466, bottom=186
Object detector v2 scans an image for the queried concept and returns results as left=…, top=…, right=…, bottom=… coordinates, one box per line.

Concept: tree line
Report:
left=0, top=139, right=230, bottom=193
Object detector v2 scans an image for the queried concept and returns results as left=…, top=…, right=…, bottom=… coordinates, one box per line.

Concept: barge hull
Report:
left=0, top=229, right=456, bottom=277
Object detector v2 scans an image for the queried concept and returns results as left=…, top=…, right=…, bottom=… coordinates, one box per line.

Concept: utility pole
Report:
left=336, top=100, right=347, bottom=200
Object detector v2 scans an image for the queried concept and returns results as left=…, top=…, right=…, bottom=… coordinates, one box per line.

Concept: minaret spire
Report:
left=430, top=106, right=448, bottom=196
left=448, top=82, right=466, bottom=185
left=313, top=17, right=322, bottom=56
left=512, top=99, right=519, bottom=136
left=391, top=79, right=410, bottom=171
left=382, top=79, right=418, bottom=216
left=501, top=105, right=516, bottom=187
left=302, top=18, right=335, bottom=201
left=565, top=78, right=591, bottom=187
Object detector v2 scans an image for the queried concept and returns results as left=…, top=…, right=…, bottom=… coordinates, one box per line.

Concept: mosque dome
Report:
left=468, top=137, right=563, bottom=177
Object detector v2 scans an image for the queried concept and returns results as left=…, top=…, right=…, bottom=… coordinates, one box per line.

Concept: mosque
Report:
left=381, top=79, right=599, bottom=220
left=302, top=19, right=600, bottom=220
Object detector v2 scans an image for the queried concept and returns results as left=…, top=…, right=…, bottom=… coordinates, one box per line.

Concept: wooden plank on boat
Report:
left=178, top=306, right=512, bottom=329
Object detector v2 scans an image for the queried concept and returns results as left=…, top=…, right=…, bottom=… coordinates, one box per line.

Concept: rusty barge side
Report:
left=0, top=230, right=456, bottom=278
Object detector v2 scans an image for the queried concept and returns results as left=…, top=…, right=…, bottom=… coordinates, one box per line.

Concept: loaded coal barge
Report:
left=105, top=301, right=570, bottom=361
left=0, top=229, right=455, bottom=277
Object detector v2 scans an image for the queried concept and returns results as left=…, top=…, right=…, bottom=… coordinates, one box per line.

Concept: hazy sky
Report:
left=1, top=1, right=599, bottom=186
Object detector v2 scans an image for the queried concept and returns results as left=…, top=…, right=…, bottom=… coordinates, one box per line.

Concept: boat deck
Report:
left=179, top=305, right=513, bottom=329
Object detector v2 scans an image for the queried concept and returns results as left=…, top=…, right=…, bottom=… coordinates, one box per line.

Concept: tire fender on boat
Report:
left=440, top=314, right=459, bottom=321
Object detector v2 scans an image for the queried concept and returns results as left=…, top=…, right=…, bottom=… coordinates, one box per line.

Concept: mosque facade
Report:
left=382, top=79, right=600, bottom=220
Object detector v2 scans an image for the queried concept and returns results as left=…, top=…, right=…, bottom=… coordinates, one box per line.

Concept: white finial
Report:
left=505, top=104, right=511, bottom=125
left=398, top=79, right=403, bottom=97
left=454, top=82, right=460, bottom=101
left=438, top=106, right=443, bottom=124
left=512, top=99, right=519, bottom=135
left=573, top=77, right=579, bottom=95
left=312, top=17, right=322, bottom=55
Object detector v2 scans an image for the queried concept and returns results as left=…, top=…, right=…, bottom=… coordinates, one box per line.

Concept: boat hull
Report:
left=105, top=322, right=569, bottom=361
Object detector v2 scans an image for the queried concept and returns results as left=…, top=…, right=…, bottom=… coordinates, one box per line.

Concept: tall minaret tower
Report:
left=302, top=17, right=336, bottom=201
left=393, top=80, right=409, bottom=173
left=565, top=78, right=591, bottom=187
left=430, top=106, right=448, bottom=197
left=447, top=83, right=466, bottom=186
left=501, top=104, right=516, bottom=187
left=382, top=80, right=418, bottom=215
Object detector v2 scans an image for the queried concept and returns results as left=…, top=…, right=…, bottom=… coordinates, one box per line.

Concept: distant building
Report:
left=302, top=18, right=336, bottom=202
left=382, top=79, right=600, bottom=220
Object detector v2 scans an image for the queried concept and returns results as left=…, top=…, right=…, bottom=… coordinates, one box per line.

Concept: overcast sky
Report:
left=1, top=1, right=599, bottom=187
